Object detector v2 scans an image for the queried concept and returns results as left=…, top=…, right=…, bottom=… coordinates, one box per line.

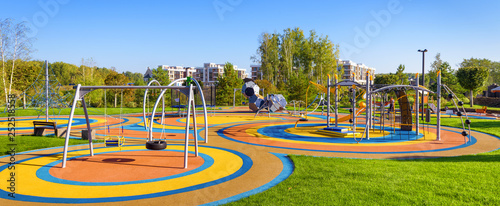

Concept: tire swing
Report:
left=146, top=140, right=167, bottom=150
left=146, top=88, right=167, bottom=150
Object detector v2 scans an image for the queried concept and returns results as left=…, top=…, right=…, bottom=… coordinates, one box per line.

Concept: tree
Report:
left=430, top=53, right=443, bottom=72
left=286, top=72, right=310, bottom=102
left=216, top=62, right=241, bottom=106
left=255, top=79, right=277, bottom=95
left=459, top=57, right=500, bottom=86
left=456, top=66, right=489, bottom=107
left=254, top=27, right=339, bottom=94
left=374, top=73, right=398, bottom=85
left=1, top=19, right=35, bottom=104
left=428, top=62, right=462, bottom=98
left=152, top=66, right=170, bottom=85
left=427, top=54, right=464, bottom=98
left=0, top=18, right=10, bottom=104
left=104, top=71, right=130, bottom=107
left=395, top=64, right=409, bottom=85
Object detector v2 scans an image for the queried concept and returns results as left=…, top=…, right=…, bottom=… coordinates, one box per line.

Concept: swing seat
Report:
left=105, top=136, right=126, bottom=150
left=146, top=140, right=167, bottom=150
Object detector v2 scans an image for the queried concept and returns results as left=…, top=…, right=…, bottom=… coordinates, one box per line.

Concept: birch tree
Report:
left=0, top=19, right=34, bottom=103
left=0, top=18, right=11, bottom=103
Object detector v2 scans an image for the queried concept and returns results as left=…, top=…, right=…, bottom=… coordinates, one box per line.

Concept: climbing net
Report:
left=2, top=61, right=71, bottom=119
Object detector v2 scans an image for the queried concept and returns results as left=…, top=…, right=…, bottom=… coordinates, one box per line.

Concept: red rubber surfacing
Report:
left=50, top=151, right=204, bottom=182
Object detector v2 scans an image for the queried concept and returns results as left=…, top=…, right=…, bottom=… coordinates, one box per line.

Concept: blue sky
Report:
left=1, top=0, right=499, bottom=75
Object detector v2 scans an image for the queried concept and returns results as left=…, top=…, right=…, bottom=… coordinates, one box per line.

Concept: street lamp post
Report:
left=418, top=49, right=427, bottom=121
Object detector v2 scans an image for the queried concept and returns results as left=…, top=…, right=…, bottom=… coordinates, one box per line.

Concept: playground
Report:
left=1, top=70, right=500, bottom=205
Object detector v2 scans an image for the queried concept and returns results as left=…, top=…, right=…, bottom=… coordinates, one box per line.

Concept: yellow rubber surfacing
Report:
left=0, top=145, right=243, bottom=198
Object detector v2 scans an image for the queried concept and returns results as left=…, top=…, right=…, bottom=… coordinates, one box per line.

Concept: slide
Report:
left=335, top=106, right=366, bottom=122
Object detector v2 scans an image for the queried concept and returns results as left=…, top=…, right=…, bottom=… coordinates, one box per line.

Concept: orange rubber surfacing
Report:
left=49, top=151, right=204, bottom=182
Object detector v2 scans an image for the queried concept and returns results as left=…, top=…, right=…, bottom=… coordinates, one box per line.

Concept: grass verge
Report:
left=229, top=151, right=500, bottom=205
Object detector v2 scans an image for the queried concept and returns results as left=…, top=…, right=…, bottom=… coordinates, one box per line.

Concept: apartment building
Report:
left=157, top=65, right=197, bottom=83
left=250, top=65, right=262, bottom=80
left=337, top=59, right=376, bottom=83
left=195, top=63, right=247, bottom=87
left=151, top=63, right=247, bottom=87
left=250, top=61, right=375, bottom=83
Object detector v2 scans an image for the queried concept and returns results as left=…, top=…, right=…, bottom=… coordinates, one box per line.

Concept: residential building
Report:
left=337, top=59, right=376, bottom=83
left=250, top=61, right=375, bottom=83
left=149, top=63, right=247, bottom=87
left=144, top=67, right=153, bottom=82
left=158, top=65, right=197, bottom=83
left=250, top=65, right=262, bottom=80
left=196, top=63, right=247, bottom=87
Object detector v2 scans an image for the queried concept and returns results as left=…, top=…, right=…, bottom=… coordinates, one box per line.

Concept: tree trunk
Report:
left=470, top=90, right=474, bottom=107
left=1, top=53, right=6, bottom=103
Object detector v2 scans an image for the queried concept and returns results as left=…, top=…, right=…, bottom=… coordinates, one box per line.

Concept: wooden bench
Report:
left=475, top=106, right=487, bottom=115
left=33, top=121, right=65, bottom=137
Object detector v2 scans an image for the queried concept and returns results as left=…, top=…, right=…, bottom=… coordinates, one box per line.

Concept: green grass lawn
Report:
left=228, top=117, right=500, bottom=205
left=0, top=135, right=102, bottom=155
left=229, top=151, right=500, bottom=205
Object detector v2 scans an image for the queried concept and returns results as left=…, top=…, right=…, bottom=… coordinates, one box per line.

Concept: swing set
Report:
left=61, top=77, right=208, bottom=169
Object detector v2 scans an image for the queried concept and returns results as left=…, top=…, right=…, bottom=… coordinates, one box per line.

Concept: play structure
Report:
left=62, top=77, right=208, bottom=169
left=170, top=84, right=217, bottom=116
left=308, top=71, right=473, bottom=144
left=233, top=87, right=264, bottom=108
left=241, top=78, right=287, bottom=115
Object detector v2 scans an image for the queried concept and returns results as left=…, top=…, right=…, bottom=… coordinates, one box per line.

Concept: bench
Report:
left=33, top=121, right=66, bottom=137
left=445, top=109, right=455, bottom=117
left=475, top=106, right=487, bottom=115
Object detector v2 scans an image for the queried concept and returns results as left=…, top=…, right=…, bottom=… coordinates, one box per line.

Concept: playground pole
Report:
left=437, top=71, right=441, bottom=140
left=327, top=74, right=331, bottom=127
left=352, top=74, right=356, bottom=133
left=233, top=88, right=236, bottom=108
left=365, top=70, right=370, bottom=140
left=416, top=73, right=419, bottom=135
left=45, top=60, right=49, bottom=122
left=334, top=74, right=338, bottom=127
left=366, top=71, right=370, bottom=140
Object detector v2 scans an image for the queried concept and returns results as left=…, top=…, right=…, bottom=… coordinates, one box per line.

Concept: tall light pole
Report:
left=418, top=49, right=427, bottom=120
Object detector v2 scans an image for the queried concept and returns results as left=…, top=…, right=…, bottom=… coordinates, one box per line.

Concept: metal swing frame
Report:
left=61, top=79, right=208, bottom=169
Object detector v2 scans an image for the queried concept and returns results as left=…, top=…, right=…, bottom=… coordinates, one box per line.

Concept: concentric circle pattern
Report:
left=1, top=111, right=499, bottom=205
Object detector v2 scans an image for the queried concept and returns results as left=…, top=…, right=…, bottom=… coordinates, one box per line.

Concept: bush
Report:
left=126, top=102, right=136, bottom=108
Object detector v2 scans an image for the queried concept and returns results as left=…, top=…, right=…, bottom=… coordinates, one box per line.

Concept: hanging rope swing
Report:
left=104, top=89, right=126, bottom=150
